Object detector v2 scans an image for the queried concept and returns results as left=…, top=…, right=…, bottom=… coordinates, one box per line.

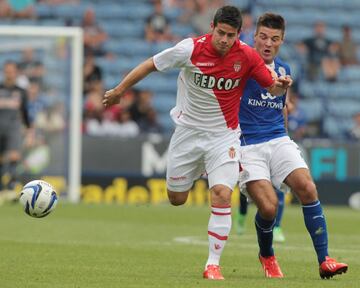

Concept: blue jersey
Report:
left=239, top=57, right=291, bottom=145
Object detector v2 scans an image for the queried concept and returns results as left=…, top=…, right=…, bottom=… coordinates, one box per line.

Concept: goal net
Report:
left=0, top=26, right=83, bottom=203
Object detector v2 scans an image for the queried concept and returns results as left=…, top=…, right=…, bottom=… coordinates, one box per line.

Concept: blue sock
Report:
left=275, top=189, right=284, bottom=227
left=255, top=211, right=275, bottom=257
left=302, top=200, right=328, bottom=264
left=239, top=193, right=248, bottom=215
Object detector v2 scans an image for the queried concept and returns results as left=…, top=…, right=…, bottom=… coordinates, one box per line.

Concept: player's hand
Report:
left=266, top=66, right=278, bottom=81
left=276, top=75, right=293, bottom=90
left=102, top=89, right=121, bottom=108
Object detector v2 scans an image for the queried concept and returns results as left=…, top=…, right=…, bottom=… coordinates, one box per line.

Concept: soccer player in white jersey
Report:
left=238, top=13, right=348, bottom=279
left=103, top=6, right=291, bottom=280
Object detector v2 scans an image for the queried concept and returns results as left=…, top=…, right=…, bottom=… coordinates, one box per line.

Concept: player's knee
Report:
left=211, top=184, right=231, bottom=205
left=297, top=180, right=318, bottom=204
left=259, top=203, right=277, bottom=220
left=167, top=190, right=188, bottom=206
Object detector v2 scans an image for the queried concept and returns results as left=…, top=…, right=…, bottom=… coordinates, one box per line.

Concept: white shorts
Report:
left=239, top=136, right=308, bottom=189
left=167, top=125, right=240, bottom=192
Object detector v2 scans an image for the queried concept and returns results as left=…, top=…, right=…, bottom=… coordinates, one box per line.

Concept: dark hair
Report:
left=213, top=6, right=242, bottom=32
left=256, top=12, right=285, bottom=36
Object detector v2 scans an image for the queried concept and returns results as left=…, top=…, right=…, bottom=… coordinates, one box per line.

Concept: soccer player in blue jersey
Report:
left=238, top=13, right=348, bottom=279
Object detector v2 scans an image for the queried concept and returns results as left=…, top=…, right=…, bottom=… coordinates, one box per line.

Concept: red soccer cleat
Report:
left=203, top=265, right=224, bottom=280
left=259, top=255, right=284, bottom=278
left=319, top=256, right=348, bottom=279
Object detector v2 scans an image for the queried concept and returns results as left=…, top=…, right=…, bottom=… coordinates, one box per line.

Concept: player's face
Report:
left=254, top=26, right=284, bottom=64
left=211, top=22, right=239, bottom=56
left=4, top=63, right=17, bottom=84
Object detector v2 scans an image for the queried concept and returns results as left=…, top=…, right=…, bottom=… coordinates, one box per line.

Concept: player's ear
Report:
left=210, top=21, right=214, bottom=30
left=281, top=31, right=285, bottom=42
left=253, top=31, right=257, bottom=43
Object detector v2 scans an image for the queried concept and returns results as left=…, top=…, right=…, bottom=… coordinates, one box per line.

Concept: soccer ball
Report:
left=19, top=180, right=58, bottom=218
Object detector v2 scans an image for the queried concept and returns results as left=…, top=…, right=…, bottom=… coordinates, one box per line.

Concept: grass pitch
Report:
left=0, top=202, right=358, bottom=288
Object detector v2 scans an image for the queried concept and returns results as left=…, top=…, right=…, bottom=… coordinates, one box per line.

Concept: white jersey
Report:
left=153, top=34, right=274, bottom=132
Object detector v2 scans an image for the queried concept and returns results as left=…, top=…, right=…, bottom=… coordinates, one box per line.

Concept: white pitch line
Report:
left=173, top=236, right=360, bottom=254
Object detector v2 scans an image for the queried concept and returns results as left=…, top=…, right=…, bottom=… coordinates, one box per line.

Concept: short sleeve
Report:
left=249, top=49, right=274, bottom=88
left=153, top=38, right=194, bottom=72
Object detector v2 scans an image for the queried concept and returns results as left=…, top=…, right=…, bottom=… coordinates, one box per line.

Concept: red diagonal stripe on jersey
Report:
left=208, top=230, right=228, bottom=240
left=190, top=34, right=273, bottom=130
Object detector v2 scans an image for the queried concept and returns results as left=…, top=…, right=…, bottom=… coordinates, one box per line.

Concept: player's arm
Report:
left=267, top=74, right=292, bottom=96
left=103, top=57, right=157, bottom=108
left=283, top=95, right=289, bottom=132
left=103, top=38, right=192, bottom=108
left=249, top=51, right=292, bottom=96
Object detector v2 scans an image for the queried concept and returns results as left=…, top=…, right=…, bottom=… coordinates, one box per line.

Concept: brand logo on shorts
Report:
left=228, top=147, right=236, bottom=159
left=169, top=176, right=187, bottom=181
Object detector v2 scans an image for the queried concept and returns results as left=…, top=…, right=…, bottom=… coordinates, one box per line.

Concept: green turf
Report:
left=0, top=202, right=358, bottom=287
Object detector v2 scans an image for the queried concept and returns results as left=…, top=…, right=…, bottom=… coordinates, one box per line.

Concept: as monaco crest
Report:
left=233, top=61, right=241, bottom=72
left=228, top=147, right=236, bottom=159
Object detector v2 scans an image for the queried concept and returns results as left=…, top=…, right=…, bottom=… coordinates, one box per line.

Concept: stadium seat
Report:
left=229, top=0, right=251, bottom=9
left=298, top=98, right=324, bottom=121
left=285, top=25, right=312, bottom=43
left=158, top=112, right=175, bottom=134
left=323, top=116, right=353, bottom=139
left=45, top=74, right=68, bottom=90
left=164, top=8, right=182, bottom=22
left=298, top=81, right=325, bottom=99
left=103, top=39, right=152, bottom=57
left=54, top=4, right=86, bottom=19
left=35, top=4, right=55, bottom=18
left=0, top=52, right=22, bottom=64
left=94, top=4, right=124, bottom=19
left=136, top=74, right=177, bottom=94
left=96, top=3, right=152, bottom=20
left=102, top=21, right=144, bottom=39
left=11, top=19, right=38, bottom=26
left=327, top=99, right=360, bottom=117
left=152, top=93, right=176, bottom=113
left=38, top=19, right=65, bottom=26
left=104, top=75, right=120, bottom=90
left=97, top=57, right=146, bottom=77
left=151, top=42, right=174, bottom=55
left=171, top=24, right=195, bottom=38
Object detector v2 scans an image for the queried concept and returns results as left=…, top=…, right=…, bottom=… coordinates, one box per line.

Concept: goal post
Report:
left=0, top=26, right=83, bottom=203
